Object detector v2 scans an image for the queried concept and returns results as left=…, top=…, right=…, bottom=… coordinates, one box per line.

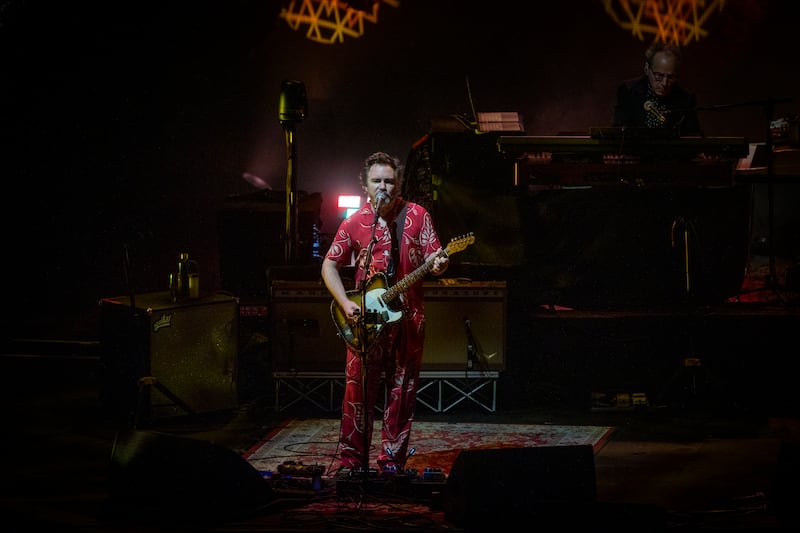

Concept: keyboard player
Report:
left=613, top=41, right=702, bottom=137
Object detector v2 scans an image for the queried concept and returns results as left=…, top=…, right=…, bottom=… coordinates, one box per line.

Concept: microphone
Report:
left=372, top=191, right=388, bottom=224
left=644, top=100, right=666, bottom=123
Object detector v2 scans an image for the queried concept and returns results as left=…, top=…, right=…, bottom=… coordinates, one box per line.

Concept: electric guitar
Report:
left=330, top=233, right=475, bottom=352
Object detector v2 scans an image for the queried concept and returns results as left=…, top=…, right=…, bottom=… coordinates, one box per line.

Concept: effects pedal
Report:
left=277, top=460, right=325, bottom=478
left=421, top=467, right=446, bottom=482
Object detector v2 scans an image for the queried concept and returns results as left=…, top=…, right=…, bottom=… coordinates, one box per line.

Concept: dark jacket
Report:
left=612, top=76, right=702, bottom=137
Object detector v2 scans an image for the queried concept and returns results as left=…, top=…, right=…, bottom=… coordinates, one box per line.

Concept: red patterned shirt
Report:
left=324, top=197, right=443, bottom=314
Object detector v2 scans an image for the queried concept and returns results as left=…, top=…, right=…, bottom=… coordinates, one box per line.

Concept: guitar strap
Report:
left=389, top=201, right=407, bottom=285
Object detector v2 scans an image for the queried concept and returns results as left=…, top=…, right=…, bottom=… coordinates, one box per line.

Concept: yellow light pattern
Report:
left=604, top=0, right=726, bottom=46
left=281, top=0, right=400, bottom=44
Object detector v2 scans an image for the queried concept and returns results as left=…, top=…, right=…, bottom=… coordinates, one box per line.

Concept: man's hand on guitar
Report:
left=340, top=299, right=361, bottom=324
left=430, top=249, right=449, bottom=275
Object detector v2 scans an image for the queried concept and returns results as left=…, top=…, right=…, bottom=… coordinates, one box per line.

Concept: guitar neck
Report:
left=382, top=251, right=442, bottom=304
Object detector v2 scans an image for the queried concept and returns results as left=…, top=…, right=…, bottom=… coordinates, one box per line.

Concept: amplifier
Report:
left=269, top=280, right=506, bottom=372
left=269, top=281, right=340, bottom=372
left=423, top=281, right=506, bottom=371
left=100, top=291, right=239, bottom=421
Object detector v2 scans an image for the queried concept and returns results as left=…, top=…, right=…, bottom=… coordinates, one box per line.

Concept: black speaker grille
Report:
left=443, top=445, right=597, bottom=526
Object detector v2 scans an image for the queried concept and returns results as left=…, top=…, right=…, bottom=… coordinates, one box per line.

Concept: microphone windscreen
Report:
left=278, top=80, right=307, bottom=123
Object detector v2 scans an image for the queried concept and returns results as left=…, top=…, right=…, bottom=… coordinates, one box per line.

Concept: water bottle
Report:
left=171, top=252, right=200, bottom=302
left=169, top=272, right=178, bottom=302
left=311, top=222, right=321, bottom=262
left=187, top=259, right=199, bottom=299
left=177, top=252, right=191, bottom=302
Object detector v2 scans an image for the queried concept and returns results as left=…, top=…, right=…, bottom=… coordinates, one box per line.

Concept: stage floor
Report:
left=2, top=254, right=799, bottom=531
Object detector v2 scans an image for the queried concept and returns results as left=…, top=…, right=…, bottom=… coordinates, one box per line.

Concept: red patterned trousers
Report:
left=338, top=311, right=424, bottom=470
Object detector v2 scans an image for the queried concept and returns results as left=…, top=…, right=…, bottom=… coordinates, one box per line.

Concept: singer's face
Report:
left=364, top=164, right=399, bottom=207
left=647, top=52, right=678, bottom=98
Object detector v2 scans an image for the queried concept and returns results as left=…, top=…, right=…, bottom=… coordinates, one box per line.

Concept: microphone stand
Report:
left=760, top=97, right=779, bottom=293
left=282, top=122, right=300, bottom=265
left=122, top=242, right=143, bottom=426
left=278, top=79, right=307, bottom=266
left=120, top=242, right=197, bottom=428
left=353, top=203, right=382, bottom=488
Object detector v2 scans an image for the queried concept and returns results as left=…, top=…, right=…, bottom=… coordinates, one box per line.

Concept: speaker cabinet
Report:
left=217, top=190, right=322, bottom=301
left=108, top=430, right=274, bottom=524
left=100, top=291, right=239, bottom=421
left=443, top=446, right=597, bottom=527
left=268, top=280, right=506, bottom=372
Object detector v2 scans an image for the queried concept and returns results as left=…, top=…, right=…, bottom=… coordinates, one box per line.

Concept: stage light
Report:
left=604, top=0, right=725, bottom=46
left=280, top=0, right=399, bottom=45
left=338, top=195, right=362, bottom=208
left=338, top=195, right=362, bottom=218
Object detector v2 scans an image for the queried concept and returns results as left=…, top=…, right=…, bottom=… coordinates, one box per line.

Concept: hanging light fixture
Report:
left=604, top=0, right=726, bottom=46
left=280, top=0, right=399, bottom=45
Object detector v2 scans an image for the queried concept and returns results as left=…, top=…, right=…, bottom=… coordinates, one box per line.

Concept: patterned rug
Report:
left=244, top=418, right=615, bottom=477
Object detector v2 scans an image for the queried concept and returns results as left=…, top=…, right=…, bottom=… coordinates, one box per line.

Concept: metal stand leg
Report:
left=134, top=376, right=196, bottom=429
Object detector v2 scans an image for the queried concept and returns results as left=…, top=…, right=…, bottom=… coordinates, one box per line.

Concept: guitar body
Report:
left=330, top=272, right=403, bottom=352
left=329, top=233, right=475, bottom=353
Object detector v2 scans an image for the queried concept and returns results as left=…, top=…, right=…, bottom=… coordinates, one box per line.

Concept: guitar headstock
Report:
left=444, top=232, right=476, bottom=255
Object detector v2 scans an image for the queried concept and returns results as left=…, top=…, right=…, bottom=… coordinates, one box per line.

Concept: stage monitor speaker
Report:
left=443, top=445, right=597, bottom=528
left=100, top=291, right=239, bottom=422
left=774, top=441, right=800, bottom=526
left=108, top=430, right=274, bottom=524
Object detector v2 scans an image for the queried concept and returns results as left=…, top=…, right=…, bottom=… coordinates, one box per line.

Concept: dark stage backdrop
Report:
left=1, top=1, right=797, bottom=335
